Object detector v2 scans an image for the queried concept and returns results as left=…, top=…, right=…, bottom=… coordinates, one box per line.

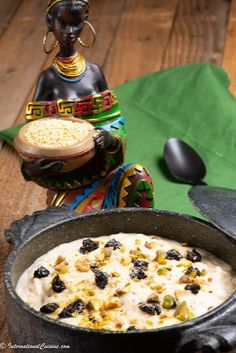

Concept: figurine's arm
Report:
left=32, top=69, right=54, bottom=101
left=89, top=64, right=120, bottom=151
left=96, top=67, right=109, bottom=92
left=89, top=62, right=109, bottom=93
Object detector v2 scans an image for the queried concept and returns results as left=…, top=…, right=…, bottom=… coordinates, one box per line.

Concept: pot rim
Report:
left=4, top=208, right=236, bottom=335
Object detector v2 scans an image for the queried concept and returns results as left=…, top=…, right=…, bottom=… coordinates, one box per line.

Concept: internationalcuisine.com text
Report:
left=7, top=343, right=70, bottom=350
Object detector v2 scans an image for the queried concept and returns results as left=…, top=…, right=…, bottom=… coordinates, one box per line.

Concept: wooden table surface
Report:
left=1, top=0, right=236, bottom=351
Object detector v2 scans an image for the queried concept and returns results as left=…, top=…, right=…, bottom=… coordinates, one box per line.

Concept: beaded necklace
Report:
left=51, top=52, right=87, bottom=83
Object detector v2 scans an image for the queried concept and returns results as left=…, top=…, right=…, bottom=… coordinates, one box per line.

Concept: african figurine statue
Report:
left=20, top=0, right=154, bottom=213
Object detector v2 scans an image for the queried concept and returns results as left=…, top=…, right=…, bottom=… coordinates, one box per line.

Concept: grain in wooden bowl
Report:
left=14, top=117, right=96, bottom=173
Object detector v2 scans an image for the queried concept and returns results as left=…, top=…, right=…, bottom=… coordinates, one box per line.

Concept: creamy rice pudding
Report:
left=16, top=233, right=236, bottom=331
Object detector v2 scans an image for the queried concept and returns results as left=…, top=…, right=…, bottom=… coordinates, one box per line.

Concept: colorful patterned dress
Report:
left=24, top=90, right=154, bottom=213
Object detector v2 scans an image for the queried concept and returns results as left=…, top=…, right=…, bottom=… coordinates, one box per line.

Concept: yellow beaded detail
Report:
left=52, top=53, right=86, bottom=78
left=47, top=0, right=89, bottom=13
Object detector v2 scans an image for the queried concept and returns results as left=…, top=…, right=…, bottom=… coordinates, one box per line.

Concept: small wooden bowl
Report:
left=14, top=117, right=96, bottom=173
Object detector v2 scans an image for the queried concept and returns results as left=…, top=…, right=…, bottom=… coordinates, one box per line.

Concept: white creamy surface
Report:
left=16, top=233, right=236, bottom=331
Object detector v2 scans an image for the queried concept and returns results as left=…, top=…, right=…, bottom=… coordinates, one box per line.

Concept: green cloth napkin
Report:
left=0, top=123, right=25, bottom=145
left=115, top=63, right=236, bottom=217
left=1, top=63, right=235, bottom=218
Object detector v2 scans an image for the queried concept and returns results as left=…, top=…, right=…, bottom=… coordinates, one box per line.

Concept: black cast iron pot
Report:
left=4, top=207, right=236, bottom=353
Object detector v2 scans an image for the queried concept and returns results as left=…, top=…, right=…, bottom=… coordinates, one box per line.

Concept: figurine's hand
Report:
left=22, top=159, right=65, bottom=178
left=94, top=128, right=119, bottom=151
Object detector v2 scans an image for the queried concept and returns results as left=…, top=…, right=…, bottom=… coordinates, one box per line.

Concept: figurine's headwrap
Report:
left=47, top=0, right=89, bottom=13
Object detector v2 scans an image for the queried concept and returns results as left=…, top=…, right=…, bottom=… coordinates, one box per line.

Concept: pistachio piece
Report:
left=179, top=275, right=191, bottom=284
left=111, top=272, right=120, bottom=278
left=174, top=290, right=184, bottom=300
left=150, top=284, right=165, bottom=293
left=115, top=283, right=131, bottom=296
left=103, top=299, right=121, bottom=310
left=177, top=260, right=193, bottom=268
left=162, top=295, right=176, bottom=309
left=120, top=246, right=126, bottom=254
left=155, top=251, right=167, bottom=265
left=55, top=263, right=69, bottom=274
left=104, top=247, right=113, bottom=258
left=145, top=241, right=155, bottom=249
left=157, top=268, right=169, bottom=276
left=120, top=256, right=132, bottom=266
left=87, top=299, right=102, bottom=311
left=55, top=255, right=65, bottom=266
left=87, top=289, right=95, bottom=296
left=174, top=301, right=194, bottom=321
left=75, top=259, right=90, bottom=272
left=95, top=250, right=105, bottom=262
left=147, top=293, right=160, bottom=304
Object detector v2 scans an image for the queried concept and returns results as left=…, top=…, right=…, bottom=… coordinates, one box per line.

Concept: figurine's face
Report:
left=49, top=5, right=88, bottom=46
